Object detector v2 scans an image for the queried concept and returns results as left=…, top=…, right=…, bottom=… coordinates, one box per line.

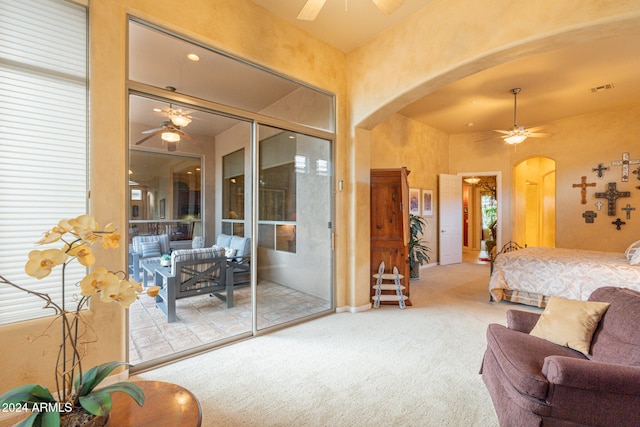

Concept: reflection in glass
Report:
left=129, top=149, right=201, bottom=243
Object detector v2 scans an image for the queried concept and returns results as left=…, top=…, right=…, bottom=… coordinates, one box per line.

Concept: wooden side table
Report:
left=108, top=381, right=201, bottom=426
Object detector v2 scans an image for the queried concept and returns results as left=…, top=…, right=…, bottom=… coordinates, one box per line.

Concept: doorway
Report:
left=458, top=172, right=501, bottom=262
left=513, top=157, right=556, bottom=247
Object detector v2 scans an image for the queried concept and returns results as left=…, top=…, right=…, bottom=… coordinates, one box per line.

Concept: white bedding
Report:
left=489, top=247, right=640, bottom=307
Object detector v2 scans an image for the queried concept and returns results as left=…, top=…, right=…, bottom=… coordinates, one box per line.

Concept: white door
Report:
left=439, top=174, right=463, bottom=265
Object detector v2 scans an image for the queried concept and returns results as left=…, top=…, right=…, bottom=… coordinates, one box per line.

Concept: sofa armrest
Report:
left=543, top=355, right=640, bottom=395
left=506, top=309, right=540, bottom=333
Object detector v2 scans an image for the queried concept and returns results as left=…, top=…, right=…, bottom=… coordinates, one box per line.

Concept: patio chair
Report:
left=130, top=234, right=170, bottom=282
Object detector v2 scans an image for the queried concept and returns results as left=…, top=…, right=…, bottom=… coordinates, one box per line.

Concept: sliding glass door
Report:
left=256, top=126, right=333, bottom=330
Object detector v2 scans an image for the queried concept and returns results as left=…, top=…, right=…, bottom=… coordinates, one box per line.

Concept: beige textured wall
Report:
left=450, top=106, right=640, bottom=253
left=370, top=114, right=448, bottom=260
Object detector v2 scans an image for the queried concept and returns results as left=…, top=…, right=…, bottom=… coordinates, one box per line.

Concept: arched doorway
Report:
left=513, top=157, right=556, bottom=247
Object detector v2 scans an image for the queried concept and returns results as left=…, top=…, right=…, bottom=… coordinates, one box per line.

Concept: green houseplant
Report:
left=409, top=214, right=431, bottom=279
left=0, top=215, right=145, bottom=426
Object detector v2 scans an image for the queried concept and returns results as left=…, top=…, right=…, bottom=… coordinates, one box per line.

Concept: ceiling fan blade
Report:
left=524, top=125, right=549, bottom=133
left=135, top=130, right=161, bottom=145
left=493, top=129, right=510, bottom=135
left=141, top=127, right=163, bottom=134
left=297, top=0, right=326, bottom=20
left=528, top=132, right=552, bottom=138
left=372, top=0, right=404, bottom=15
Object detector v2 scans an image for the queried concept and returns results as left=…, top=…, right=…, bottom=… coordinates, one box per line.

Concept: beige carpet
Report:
left=133, top=262, right=541, bottom=426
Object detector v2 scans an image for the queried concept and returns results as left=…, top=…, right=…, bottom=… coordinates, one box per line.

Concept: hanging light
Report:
left=169, top=110, right=192, bottom=127
left=464, top=177, right=481, bottom=185
left=161, top=131, right=180, bottom=143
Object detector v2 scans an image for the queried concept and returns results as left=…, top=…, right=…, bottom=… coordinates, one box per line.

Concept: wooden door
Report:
left=370, top=168, right=410, bottom=304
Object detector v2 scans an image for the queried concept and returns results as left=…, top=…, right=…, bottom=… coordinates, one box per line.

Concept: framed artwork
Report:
left=409, top=188, right=420, bottom=215
left=422, top=189, right=433, bottom=217
left=159, top=198, right=166, bottom=219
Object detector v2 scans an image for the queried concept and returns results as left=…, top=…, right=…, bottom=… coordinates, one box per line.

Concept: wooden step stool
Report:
left=372, top=261, right=407, bottom=309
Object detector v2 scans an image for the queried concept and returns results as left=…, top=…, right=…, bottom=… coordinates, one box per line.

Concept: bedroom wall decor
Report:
left=612, top=218, right=626, bottom=230
left=595, top=182, right=631, bottom=216
left=612, top=152, right=640, bottom=182
left=595, top=201, right=603, bottom=211
left=633, top=166, right=640, bottom=182
left=572, top=176, right=596, bottom=204
left=582, top=211, right=597, bottom=223
left=622, top=203, right=635, bottom=219
left=592, top=163, right=609, bottom=178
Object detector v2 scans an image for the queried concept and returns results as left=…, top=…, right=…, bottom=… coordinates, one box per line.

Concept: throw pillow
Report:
left=529, top=296, right=610, bottom=355
left=225, top=247, right=237, bottom=258
left=631, top=249, right=640, bottom=266
left=141, top=241, right=161, bottom=258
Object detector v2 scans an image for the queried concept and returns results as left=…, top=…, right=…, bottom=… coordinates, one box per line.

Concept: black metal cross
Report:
left=592, top=163, right=609, bottom=179
left=595, top=182, right=631, bottom=216
left=612, top=218, right=626, bottom=230
left=582, top=210, right=597, bottom=223
left=622, top=203, right=636, bottom=220
left=612, top=152, right=640, bottom=182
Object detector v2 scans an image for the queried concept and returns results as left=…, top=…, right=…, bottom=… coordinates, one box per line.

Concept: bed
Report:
left=489, top=245, right=640, bottom=307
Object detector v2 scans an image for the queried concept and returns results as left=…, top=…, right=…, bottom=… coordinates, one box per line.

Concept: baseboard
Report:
left=420, top=262, right=438, bottom=269
left=335, top=303, right=371, bottom=313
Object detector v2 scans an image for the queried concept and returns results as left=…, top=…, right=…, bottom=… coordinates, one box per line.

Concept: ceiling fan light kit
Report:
left=161, top=131, right=180, bottom=143
left=491, top=87, right=552, bottom=145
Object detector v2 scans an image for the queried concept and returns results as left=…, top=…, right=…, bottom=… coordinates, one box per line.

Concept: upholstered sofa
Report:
left=129, top=234, right=170, bottom=281
left=215, top=233, right=251, bottom=286
left=480, top=286, right=640, bottom=427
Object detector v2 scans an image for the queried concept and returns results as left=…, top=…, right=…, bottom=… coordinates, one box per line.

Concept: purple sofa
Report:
left=480, top=287, right=640, bottom=426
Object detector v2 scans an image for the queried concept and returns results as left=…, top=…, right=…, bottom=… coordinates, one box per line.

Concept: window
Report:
left=0, top=0, right=88, bottom=324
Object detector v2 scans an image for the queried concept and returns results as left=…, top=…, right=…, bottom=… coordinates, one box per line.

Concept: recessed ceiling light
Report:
left=153, top=108, right=162, bottom=112
left=187, top=53, right=200, bottom=61
left=466, top=122, right=474, bottom=127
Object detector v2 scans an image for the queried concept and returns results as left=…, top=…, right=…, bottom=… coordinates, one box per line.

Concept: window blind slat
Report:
left=0, top=0, right=88, bottom=325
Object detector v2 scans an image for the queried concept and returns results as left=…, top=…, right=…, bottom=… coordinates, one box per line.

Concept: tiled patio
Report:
left=129, top=280, right=330, bottom=365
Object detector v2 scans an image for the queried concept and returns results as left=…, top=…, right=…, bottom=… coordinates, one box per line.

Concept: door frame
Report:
left=457, top=171, right=502, bottom=251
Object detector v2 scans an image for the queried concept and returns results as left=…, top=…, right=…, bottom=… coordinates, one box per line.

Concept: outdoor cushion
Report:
left=141, top=241, right=161, bottom=259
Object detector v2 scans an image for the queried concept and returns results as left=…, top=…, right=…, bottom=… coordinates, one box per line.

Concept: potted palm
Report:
left=409, top=214, right=431, bottom=279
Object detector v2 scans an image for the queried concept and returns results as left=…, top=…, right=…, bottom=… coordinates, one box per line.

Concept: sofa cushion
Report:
left=216, top=234, right=233, bottom=248
left=529, top=296, right=610, bottom=356
left=486, top=323, right=585, bottom=400
left=589, top=287, right=640, bottom=366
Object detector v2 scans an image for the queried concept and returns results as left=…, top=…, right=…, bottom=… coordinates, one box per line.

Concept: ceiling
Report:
left=252, top=1, right=640, bottom=137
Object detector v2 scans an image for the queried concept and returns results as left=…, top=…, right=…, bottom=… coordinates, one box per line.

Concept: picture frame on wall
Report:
left=409, top=188, right=420, bottom=215
left=159, top=198, right=166, bottom=219
left=422, top=189, right=433, bottom=217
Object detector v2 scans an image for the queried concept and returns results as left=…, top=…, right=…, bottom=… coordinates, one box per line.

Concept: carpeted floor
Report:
left=133, top=262, right=541, bottom=426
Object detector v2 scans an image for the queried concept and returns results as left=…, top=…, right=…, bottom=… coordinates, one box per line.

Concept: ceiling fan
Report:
left=297, top=0, right=404, bottom=20
left=494, top=88, right=552, bottom=145
left=135, top=107, right=193, bottom=152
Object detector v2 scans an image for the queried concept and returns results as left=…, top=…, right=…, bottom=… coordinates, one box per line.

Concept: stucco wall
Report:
left=450, top=106, right=640, bottom=253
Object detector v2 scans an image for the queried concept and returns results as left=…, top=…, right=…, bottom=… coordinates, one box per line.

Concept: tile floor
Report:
left=129, top=280, right=330, bottom=365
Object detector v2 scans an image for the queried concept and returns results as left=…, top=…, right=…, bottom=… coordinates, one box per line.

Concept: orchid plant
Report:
left=0, top=215, right=145, bottom=426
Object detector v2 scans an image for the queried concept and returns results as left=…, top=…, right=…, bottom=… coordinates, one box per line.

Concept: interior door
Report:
left=439, top=174, right=463, bottom=265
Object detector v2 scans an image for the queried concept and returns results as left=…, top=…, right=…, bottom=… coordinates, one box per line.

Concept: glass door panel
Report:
left=256, top=125, right=333, bottom=330
left=128, top=94, right=253, bottom=366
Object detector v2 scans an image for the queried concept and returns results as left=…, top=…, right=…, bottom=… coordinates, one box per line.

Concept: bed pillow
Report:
left=631, top=250, right=640, bottom=266
left=529, top=296, right=610, bottom=355
left=625, top=240, right=640, bottom=261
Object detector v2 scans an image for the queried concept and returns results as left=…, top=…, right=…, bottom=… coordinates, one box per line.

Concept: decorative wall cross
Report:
left=572, top=176, right=596, bottom=204
left=612, top=218, right=626, bottom=230
left=592, top=163, right=609, bottom=179
left=633, top=166, right=640, bottom=181
left=622, top=203, right=636, bottom=220
left=612, top=152, right=640, bottom=182
left=595, top=182, right=631, bottom=216
left=582, top=211, right=597, bottom=223
left=595, top=201, right=603, bottom=211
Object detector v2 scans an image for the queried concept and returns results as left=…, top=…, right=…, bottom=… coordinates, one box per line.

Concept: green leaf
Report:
left=0, top=384, right=56, bottom=406
left=14, top=412, right=39, bottom=427
left=97, top=382, right=145, bottom=407
left=75, top=361, right=128, bottom=397
left=79, top=390, right=112, bottom=416
left=39, top=410, right=61, bottom=427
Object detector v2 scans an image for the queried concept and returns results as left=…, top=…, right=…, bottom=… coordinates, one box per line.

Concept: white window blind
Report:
left=0, top=0, right=88, bottom=324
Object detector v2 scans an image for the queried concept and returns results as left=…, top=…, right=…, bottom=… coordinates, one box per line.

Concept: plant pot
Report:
left=410, top=263, right=419, bottom=280
left=60, top=409, right=109, bottom=427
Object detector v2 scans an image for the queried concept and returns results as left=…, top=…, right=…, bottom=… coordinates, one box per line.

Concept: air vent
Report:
left=590, top=83, right=615, bottom=93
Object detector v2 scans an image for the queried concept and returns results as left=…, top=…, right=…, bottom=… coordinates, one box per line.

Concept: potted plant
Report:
left=409, top=214, right=431, bottom=279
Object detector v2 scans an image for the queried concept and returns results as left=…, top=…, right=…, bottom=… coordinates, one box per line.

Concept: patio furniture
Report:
left=130, top=234, right=171, bottom=282
left=216, top=234, right=251, bottom=286
left=153, top=246, right=229, bottom=322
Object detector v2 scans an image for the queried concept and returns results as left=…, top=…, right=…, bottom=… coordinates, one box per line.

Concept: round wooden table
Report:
left=108, top=381, right=201, bottom=426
